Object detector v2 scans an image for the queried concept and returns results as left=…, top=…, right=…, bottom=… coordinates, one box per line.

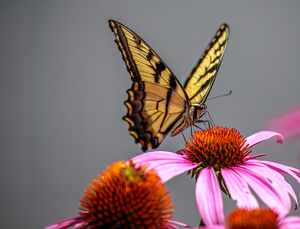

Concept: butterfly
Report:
left=109, top=20, right=229, bottom=151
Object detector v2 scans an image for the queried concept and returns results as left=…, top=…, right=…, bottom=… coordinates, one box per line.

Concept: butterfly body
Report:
left=109, top=20, right=229, bottom=151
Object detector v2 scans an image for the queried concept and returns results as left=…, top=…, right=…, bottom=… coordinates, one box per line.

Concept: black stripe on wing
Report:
left=183, top=23, right=229, bottom=105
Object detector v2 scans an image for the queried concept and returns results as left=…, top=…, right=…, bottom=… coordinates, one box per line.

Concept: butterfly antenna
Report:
left=206, top=90, right=232, bottom=101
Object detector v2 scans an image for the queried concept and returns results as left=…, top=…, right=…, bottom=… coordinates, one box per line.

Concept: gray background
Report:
left=2, top=1, right=300, bottom=228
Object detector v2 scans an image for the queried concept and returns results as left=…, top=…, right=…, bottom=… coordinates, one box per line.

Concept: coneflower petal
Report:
left=133, top=151, right=198, bottom=183
left=196, top=167, right=224, bottom=226
left=244, top=131, right=283, bottom=148
left=258, top=160, right=300, bottom=210
left=259, top=160, right=300, bottom=185
left=267, top=104, right=300, bottom=139
left=44, top=216, right=85, bottom=229
left=241, top=160, right=297, bottom=211
left=279, top=216, right=300, bottom=229
left=232, top=166, right=288, bottom=216
left=221, top=168, right=259, bottom=209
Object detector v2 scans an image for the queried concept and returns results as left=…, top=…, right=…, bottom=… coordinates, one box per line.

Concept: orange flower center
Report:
left=184, top=126, right=251, bottom=170
left=226, top=208, right=279, bottom=229
left=80, top=161, right=174, bottom=229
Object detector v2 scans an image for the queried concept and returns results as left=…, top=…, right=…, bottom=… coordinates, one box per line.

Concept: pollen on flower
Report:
left=79, top=160, right=174, bottom=229
left=226, top=208, right=279, bottom=229
left=184, top=126, right=251, bottom=169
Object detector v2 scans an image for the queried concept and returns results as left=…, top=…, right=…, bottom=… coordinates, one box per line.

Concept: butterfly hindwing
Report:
left=109, top=20, right=189, bottom=151
left=183, top=24, right=229, bottom=105
left=123, top=81, right=187, bottom=151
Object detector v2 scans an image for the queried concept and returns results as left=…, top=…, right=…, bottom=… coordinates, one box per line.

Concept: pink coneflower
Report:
left=196, top=207, right=300, bottom=229
left=44, top=161, right=185, bottom=229
left=267, top=104, right=300, bottom=156
left=267, top=104, right=300, bottom=140
left=133, top=126, right=300, bottom=223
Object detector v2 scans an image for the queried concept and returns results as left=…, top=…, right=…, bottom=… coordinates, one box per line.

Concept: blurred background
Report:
left=1, top=1, right=300, bottom=228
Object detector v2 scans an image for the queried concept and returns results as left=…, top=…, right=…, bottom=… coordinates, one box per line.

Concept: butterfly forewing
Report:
left=183, top=24, right=229, bottom=105
left=109, top=20, right=188, bottom=98
left=109, top=20, right=189, bottom=151
left=109, top=20, right=229, bottom=151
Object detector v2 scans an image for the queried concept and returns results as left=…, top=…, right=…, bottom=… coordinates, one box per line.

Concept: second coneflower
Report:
left=197, top=207, right=300, bottom=229
left=45, top=160, right=184, bottom=229
left=133, top=126, right=300, bottom=225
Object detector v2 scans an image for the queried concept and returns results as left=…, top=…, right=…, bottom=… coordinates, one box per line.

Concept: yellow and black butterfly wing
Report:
left=183, top=24, right=229, bottom=105
left=109, top=20, right=190, bottom=151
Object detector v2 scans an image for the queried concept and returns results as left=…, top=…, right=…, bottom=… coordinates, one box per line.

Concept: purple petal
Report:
left=244, top=160, right=298, bottom=206
left=257, top=160, right=300, bottom=209
left=244, top=131, right=283, bottom=149
left=267, top=104, right=300, bottom=139
left=232, top=166, right=289, bottom=217
left=244, top=153, right=266, bottom=160
left=221, top=168, right=259, bottom=209
left=166, top=225, right=180, bottom=229
left=279, top=216, right=300, bottom=229
left=44, top=216, right=85, bottom=229
left=132, top=152, right=198, bottom=183
left=189, top=226, right=227, bottom=229
left=175, top=149, right=185, bottom=155
left=196, top=167, right=224, bottom=226
left=240, top=161, right=293, bottom=213
left=259, top=160, right=300, bottom=185
left=74, top=225, right=85, bottom=229
left=168, top=220, right=188, bottom=228
left=197, top=226, right=227, bottom=229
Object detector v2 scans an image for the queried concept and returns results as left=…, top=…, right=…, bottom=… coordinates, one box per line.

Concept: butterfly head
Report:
left=199, top=104, right=207, bottom=111
left=190, top=104, right=206, bottom=123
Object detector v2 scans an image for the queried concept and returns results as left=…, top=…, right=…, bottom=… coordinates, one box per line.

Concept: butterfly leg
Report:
left=195, top=120, right=212, bottom=130
left=181, top=132, right=187, bottom=143
left=204, top=110, right=215, bottom=127
left=192, top=124, right=205, bottom=131
left=196, top=111, right=214, bottom=130
left=198, top=110, right=215, bottom=129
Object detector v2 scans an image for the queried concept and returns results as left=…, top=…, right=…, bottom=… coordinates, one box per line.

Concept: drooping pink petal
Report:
left=240, top=161, right=293, bottom=213
left=196, top=167, right=224, bottom=226
left=267, top=104, right=300, bottom=139
left=243, top=160, right=298, bottom=207
left=221, top=168, right=259, bottom=209
left=256, top=160, right=300, bottom=210
left=258, top=160, right=300, bottom=185
left=44, top=216, right=85, bottom=229
left=132, top=152, right=198, bottom=183
left=244, top=131, right=283, bottom=149
left=232, top=166, right=289, bottom=217
left=279, top=216, right=300, bottom=229
left=290, top=167, right=300, bottom=177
